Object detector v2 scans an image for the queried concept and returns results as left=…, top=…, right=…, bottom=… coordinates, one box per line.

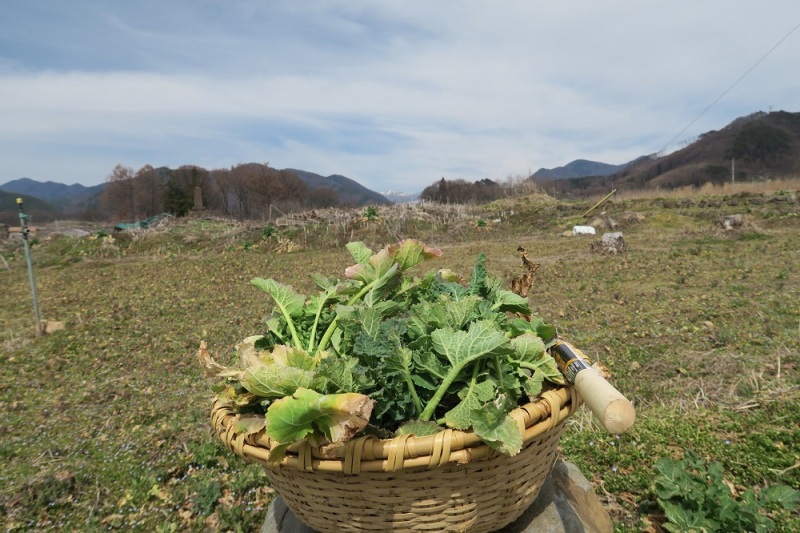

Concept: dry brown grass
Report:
left=610, top=177, right=800, bottom=201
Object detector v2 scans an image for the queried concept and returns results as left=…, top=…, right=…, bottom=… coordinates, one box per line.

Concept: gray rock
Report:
left=262, top=460, right=612, bottom=533
left=720, top=214, right=744, bottom=230
left=501, top=460, right=613, bottom=532
left=262, top=496, right=314, bottom=533
left=590, top=232, right=627, bottom=255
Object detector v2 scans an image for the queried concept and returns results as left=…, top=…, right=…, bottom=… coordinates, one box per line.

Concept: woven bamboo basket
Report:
left=212, top=385, right=581, bottom=532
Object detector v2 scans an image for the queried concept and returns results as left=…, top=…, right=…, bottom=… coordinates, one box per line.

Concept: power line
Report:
left=658, top=18, right=800, bottom=156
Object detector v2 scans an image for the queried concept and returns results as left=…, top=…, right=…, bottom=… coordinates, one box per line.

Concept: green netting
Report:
left=113, top=213, right=169, bottom=231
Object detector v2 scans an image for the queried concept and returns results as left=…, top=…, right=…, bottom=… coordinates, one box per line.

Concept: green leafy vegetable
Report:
left=233, top=414, right=267, bottom=436
left=511, top=333, right=564, bottom=399
left=203, top=239, right=566, bottom=457
left=345, top=241, right=373, bottom=265
left=419, top=321, right=510, bottom=421
left=265, top=388, right=375, bottom=459
left=469, top=400, right=523, bottom=456
left=491, top=289, right=531, bottom=315
left=251, top=278, right=306, bottom=349
left=241, top=365, right=313, bottom=398
left=385, top=347, right=422, bottom=415
left=395, top=420, right=443, bottom=437
left=444, top=369, right=497, bottom=430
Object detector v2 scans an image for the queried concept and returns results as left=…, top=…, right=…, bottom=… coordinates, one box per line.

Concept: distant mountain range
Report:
left=532, top=159, right=631, bottom=180
left=0, top=177, right=103, bottom=200
left=548, top=110, right=800, bottom=196
left=0, top=190, right=60, bottom=224
left=381, top=190, right=420, bottom=203
left=0, top=177, right=105, bottom=213
left=5, top=110, right=797, bottom=214
left=0, top=178, right=104, bottom=224
left=284, top=169, right=390, bottom=206
left=0, top=167, right=391, bottom=222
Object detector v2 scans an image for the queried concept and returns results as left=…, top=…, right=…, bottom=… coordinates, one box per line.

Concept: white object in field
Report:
left=720, top=214, right=744, bottom=230
left=572, top=225, right=596, bottom=236
left=574, top=366, right=635, bottom=433
left=602, top=232, right=624, bottom=244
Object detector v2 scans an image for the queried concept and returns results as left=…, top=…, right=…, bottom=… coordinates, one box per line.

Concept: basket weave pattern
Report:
left=212, top=386, right=579, bottom=532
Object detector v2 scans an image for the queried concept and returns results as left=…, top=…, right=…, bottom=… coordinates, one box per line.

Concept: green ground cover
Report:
left=1, top=196, right=798, bottom=531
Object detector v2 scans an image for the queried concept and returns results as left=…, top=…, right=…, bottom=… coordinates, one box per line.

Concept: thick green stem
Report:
left=419, top=367, right=462, bottom=421
left=314, top=317, right=339, bottom=356
left=469, top=361, right=480, bottom=385
left=314, top=279, right=378, bottom=355
left=493, top=355, right=504, bottom=388
left=275, top=301, right=303, bottom=350
left=404, top=374, right=423, bottom=415
left=432, top=363, right=479, bottom=426
left=306, top=300, right=326, bottom=352
left=271, top=328, right=285, bottom=344
left=515, top=361, right=541, bottom=371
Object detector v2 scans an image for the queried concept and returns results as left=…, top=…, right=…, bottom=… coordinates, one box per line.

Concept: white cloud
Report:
left=1, top=1, right=799, bottom=189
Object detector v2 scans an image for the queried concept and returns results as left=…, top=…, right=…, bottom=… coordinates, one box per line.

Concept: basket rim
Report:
left=212, top=384, right=580, bottom=473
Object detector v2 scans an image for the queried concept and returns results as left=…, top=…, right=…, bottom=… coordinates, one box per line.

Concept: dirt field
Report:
left=1, top=191, right=798, bottom=531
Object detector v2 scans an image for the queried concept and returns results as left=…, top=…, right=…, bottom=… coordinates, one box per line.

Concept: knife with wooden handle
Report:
left=551, top=340, right=635, bottom=433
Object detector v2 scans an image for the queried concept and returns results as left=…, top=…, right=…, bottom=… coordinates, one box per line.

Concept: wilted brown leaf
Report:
left=217, top=489, right=234, bottom=508
left=197, top=341, right=227, bottom=378
left=101, top=514, right=124, bottom=527
left=233, top=414, right=266, bottom=436
left=510, top=246, right=539, bottom=301
left=205, top=512, right=220, bottom=530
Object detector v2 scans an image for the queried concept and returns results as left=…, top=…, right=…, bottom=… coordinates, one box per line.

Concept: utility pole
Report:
left=731, top=158, right=735, bottom=184
left=17, top=198, right=42, bottom=335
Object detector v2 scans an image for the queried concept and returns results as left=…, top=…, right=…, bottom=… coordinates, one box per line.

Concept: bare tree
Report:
left=101, top=164, right=136, bottom=220
left=273, top=169, right=310, bottom=211
left=308, top=186, right=340, bottom=208
left=209, top=168, right=232, bottom=215
left=249, top=164, right=279, bottom=217
left=229, top=163, right=257, bottom=219
left=420, top=177, right=509, bottom=204
left=134, top=164, right=163, bottom=216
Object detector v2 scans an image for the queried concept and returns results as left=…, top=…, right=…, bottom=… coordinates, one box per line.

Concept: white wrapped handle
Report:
left=573, top=366, right=635, bottom=433
left=553, top=340, right=635, bottom=433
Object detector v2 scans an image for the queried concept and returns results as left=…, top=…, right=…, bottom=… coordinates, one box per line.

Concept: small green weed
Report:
left=188, top=439, right=225, bottom=468
left=362, top=206, right=379, bottom=221
left=653, top=450, right=799, bottom=532
left=192, top=477, right=222, bottom=516
left=262, top=225, right=277, bottom=239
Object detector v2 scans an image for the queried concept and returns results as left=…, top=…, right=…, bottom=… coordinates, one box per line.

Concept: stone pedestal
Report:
left=193, top=186, right=204, bottom=210
left=261, top=459, right=612, bottom=533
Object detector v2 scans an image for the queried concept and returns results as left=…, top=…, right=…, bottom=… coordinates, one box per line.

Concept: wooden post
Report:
left=581, top=189, right=617, bottom=218
left=16, top=198, right=42, bottom=335
left=193, top=186, right=204, bottom=210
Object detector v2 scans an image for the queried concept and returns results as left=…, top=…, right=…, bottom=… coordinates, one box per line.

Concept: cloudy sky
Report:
left=1, top=1, right=799, bottom=191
